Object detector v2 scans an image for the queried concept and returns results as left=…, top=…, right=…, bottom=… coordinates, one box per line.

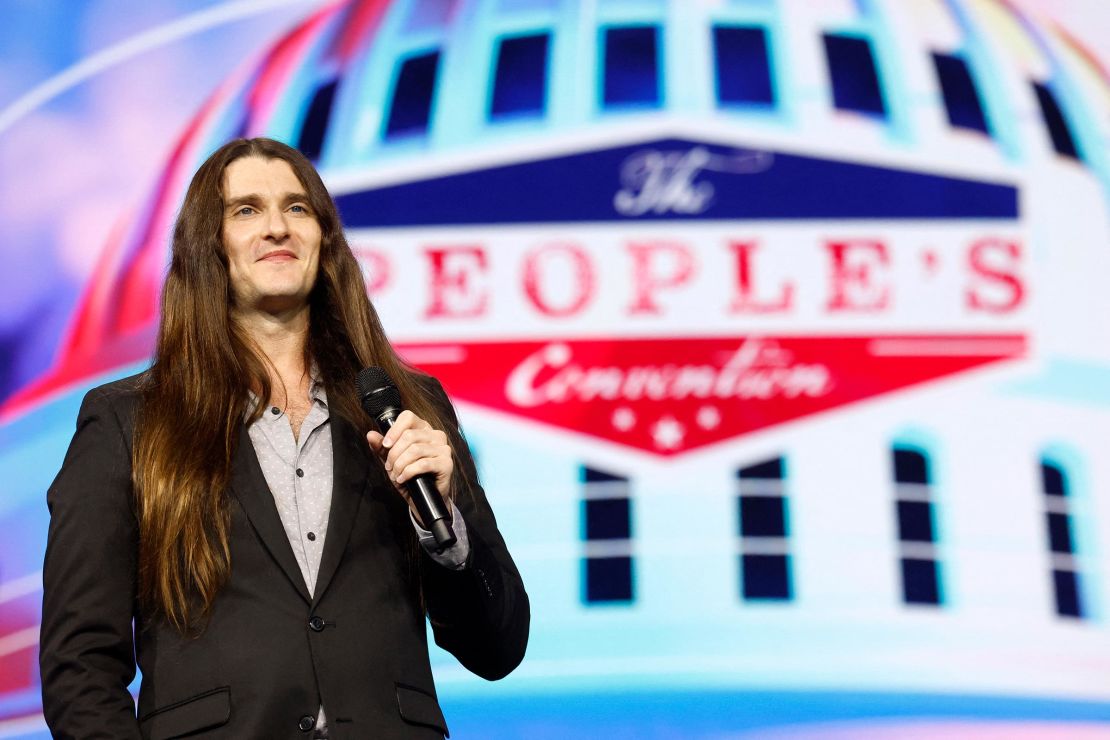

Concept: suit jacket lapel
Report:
left=229, top=424, right=312, bottom=604
left=312, top=415, right=367, bottom=607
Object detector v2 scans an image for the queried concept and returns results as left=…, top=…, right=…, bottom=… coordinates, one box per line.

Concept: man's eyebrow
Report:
left=224, top=193, right=262, bottom=210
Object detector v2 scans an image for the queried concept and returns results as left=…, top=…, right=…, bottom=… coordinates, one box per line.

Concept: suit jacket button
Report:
left=298, top=714, right=316, bottom=732
left=309, top=616, right=326, bottom=632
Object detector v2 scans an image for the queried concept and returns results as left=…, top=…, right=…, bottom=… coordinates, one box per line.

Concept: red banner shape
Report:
left=400, top=335, right=1026, bottom=456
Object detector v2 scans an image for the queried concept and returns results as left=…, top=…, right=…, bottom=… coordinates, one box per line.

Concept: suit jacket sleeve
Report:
left=40, top=387, right=142, bottom=739
left=419, top=379, right=530, bottom=681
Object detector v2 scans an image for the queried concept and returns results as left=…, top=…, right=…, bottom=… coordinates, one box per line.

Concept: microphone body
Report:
left=357, top=368, right=457, bottom=552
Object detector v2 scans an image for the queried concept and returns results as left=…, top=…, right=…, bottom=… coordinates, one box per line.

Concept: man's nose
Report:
left=264, top=207, right=289, bottom=239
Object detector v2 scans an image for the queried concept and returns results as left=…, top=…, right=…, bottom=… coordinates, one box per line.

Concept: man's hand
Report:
left=366, top=410, right=453, bottom=526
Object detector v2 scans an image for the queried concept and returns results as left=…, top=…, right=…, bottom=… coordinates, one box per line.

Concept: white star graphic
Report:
left=696, top=405, right=721, bottom=430
left=611, top=407, right=636, bottom=431
left=651, top=416, right=685, bottom=450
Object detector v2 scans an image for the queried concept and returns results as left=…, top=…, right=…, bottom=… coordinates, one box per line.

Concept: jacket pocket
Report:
left=139, top=686, right=231, bottom=739
left=395, top=683, right=448, bottom=737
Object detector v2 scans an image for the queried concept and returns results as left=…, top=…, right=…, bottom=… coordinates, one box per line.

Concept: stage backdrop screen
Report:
left=3, top=1, right=1110, bottom=737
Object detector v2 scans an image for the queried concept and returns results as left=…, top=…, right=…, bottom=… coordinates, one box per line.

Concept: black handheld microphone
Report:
left=356, top=367, right=457, bottom=552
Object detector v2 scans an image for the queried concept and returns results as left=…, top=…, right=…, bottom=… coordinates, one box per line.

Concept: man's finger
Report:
left=390, top=443, right=448, bottom=482
left=366, top=430, right=385, bottom=453
left=382, top=411, right=431, bottom=448
left=394, top=456, right=448, bottom=486
left=384, top=428, right=429, bottom=469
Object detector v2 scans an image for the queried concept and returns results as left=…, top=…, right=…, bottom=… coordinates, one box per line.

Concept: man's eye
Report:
left=290, top=204, right=307, bottom=213
left=236, top=206, right=255, bottom=216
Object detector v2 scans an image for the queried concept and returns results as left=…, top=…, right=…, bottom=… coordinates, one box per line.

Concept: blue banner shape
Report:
left=333, top=138, right=1018, bottom=226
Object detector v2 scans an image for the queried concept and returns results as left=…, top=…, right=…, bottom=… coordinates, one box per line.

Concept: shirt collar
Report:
left=309, top=373, right=328, bottom=407
left=246, top=364, right=328, bottom=419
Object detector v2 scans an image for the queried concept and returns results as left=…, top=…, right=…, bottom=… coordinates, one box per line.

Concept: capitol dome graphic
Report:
left=3, top=0, right=1110, bottom=736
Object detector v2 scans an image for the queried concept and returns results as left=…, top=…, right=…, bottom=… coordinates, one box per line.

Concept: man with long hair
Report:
left=40, top=138, right=529, bottom=739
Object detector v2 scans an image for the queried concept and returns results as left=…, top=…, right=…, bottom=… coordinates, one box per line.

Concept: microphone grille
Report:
left=356, top=366, right=402, bottom=416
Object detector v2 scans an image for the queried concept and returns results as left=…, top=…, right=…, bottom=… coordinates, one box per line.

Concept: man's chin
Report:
left=234, top=290, right=313, bottom=318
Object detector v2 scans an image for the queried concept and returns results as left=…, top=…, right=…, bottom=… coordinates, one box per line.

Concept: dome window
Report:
left=736, top=457, right=793, bottom=601
left=1032, top=82, right=1082, bottom=160
left=932, top=52, right=990, bottom=134
left=713, top=25, right=775, bottom=107
left=581, top=466, right=635, bottom=604
left=892, top=445, right=943, bottom=606
left=490, top=32, right=550, bottom=120
left=823, top=32, right=886, bottom=118
left=602, top=25, right=662, bottom=109
left=385, top=50, right=441, bottom=139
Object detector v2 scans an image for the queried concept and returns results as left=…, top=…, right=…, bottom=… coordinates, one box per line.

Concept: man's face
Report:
left=221, top=156, right=322, bottom=315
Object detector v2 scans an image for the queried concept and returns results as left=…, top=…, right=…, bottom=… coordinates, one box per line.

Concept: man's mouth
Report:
left=259, top=250, right=297, bottom=262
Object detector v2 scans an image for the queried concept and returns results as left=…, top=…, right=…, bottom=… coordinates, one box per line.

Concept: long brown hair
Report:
left=134, top=137, right=447, bottom=632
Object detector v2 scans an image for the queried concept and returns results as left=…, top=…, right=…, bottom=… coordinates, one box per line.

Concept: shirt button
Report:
left=309, top=616, right=326, bottom=632
left=296, top=468, right=304, bottom=478
left=271, top=406, right=280, bottom=415
left=298, top=714, right=316, bottom=731
left=306, top=531, right=316, bottom=541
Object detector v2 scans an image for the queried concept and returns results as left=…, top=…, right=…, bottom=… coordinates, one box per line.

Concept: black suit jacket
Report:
left=40, top=373, right=529, bottom=739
